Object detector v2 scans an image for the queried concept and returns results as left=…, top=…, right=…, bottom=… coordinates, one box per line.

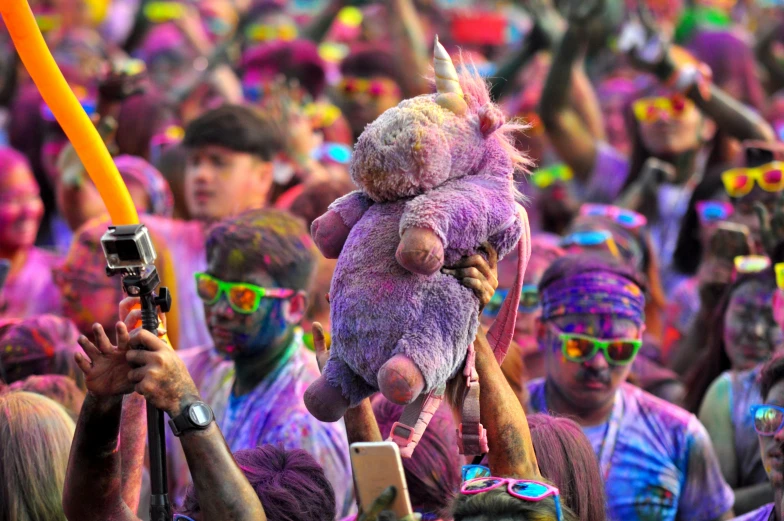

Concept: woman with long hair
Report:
left=0, top=391, right=75, bottom=521
left=686, top=271, right=782, bottom=514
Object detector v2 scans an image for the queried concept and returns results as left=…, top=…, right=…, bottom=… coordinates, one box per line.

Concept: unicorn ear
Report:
left=478, top=104, right=505, bottom=137
left=434, top=36, right=468, bottom=115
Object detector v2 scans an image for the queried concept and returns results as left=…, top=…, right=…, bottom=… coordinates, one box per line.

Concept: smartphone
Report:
left=744, top=142, right=784, bottom=167
left=708, top=222, right=752, bottom=262
left=350, top=442, right=413, bottom=518
left=641, top=157, right=676, bottom=185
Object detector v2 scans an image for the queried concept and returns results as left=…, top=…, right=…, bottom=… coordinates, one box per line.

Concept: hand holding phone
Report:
left=708, top=222, right=753, bottom=262
left=640, top=157, right=676, bottom=186
left=351, top=442, right=413, bottom=520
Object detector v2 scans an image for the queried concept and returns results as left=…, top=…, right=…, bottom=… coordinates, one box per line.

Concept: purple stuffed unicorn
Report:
left=304, top=38, right=531, bottom=428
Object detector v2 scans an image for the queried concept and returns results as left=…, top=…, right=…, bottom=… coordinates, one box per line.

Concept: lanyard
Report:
left=538, top=384, right=624, bottom=481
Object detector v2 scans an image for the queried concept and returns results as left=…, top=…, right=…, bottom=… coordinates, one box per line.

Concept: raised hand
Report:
left=441, top=243, right=499, bottom=311
left=525, top=0, right=567, bottom=51
left=75, top=322, right=135, bottom=397
left=126, top=329, right=201, bottom=417
left=620, top=3, right=673, bottom=78
left=357, top=486, right=420, bottom=521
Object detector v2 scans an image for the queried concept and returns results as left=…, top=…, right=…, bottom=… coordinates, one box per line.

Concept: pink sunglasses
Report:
left=580, top=203, right=647, bottom=230
left=460, top=477, right=563, bottom=520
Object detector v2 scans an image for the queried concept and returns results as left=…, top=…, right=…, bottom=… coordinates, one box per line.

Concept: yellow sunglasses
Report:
left=721, top=162, right=784, bottom=198
left=632, top=96, right=694, bottom=123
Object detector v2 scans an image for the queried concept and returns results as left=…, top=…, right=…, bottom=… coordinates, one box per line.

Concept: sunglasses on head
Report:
left=245, top=23, right=298, bottom=42
left=173, top=515, right=196, bottom=521
left=531, top=164, right=573, bottom=189
left=461, top=477, right=563, bottom=521
left=580, top=204, right=647, bottom=230
left=632, top=95, right=694, bottom=123
left=312, top=142, right=352, bottom=165
left=734, top=255, right=771, bottom=274
left=337, top=78, right=400, bottom=98
left=194, top=272, right=295, bottom=314
left=721, top=162, right=784, bottom=198
left=482, top=284, right=539, bottom=319
left=560, top=230, right=621, bottom=259
left=751, top=404, right=784, bottom=436
left=551, top=324, right=641, bottom=366
left=696, top=200, right=733, bottom=225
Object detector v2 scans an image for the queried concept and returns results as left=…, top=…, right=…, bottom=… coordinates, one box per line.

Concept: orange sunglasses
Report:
left=721, top=162, right=784, bottom=198
left=632, top=96, right=694, bottom=123
left=337, top=78, right=400, bottom=98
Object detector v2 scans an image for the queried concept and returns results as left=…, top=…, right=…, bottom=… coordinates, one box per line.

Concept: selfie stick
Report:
left=1, top=2, right=171, bottom=519
left=104, top=227, right=172, bottom=521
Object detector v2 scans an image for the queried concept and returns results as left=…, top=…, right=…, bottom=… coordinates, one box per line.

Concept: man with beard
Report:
left=527, top=254, right=734, bottom=521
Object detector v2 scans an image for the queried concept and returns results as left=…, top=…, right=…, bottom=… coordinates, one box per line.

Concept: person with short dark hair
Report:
left=143, top=209, right=352, bottom=514
left=528, top=254, right=734, bottom=521
left=145, top=104, right=286, bottom=350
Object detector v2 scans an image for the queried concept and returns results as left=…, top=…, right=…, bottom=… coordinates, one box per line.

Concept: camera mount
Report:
left=102, top=224, right=172, bottom=521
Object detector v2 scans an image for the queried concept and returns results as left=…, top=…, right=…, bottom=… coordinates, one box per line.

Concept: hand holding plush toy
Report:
left=305, top=39, right=531, bottom=439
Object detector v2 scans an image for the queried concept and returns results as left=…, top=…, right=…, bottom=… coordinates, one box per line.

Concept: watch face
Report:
left=188, top=403, right=212, bottom=427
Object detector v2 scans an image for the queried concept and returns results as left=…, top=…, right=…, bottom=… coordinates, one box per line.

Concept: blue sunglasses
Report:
left=462, top=464, right=492, bottom=482
left=483, top=284, right=539, bottom=318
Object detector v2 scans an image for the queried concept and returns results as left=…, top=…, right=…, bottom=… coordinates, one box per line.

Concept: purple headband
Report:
left=540, top=270, right=645, bottom=323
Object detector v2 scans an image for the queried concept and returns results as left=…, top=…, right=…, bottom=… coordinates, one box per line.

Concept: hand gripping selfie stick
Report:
left=1, top=2, right=172, bottom=519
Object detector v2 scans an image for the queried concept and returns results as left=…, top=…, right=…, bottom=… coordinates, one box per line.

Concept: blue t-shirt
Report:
left=730, top=503, right=774, bottom=520
left=528, top=379, right=734, bottom=521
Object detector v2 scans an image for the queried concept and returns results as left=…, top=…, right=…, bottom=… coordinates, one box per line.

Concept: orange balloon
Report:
left=0, top=0, right=138, bottom=226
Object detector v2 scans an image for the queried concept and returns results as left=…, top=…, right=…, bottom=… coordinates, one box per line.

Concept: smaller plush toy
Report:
left=305, top=39, right=531, bottom=452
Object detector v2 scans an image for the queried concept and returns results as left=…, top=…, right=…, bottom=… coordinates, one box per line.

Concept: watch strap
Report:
left=168, top=402, right=213, bottom=437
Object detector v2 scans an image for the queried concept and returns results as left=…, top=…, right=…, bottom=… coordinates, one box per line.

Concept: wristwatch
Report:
left=168, top=401, right=214, bottom=437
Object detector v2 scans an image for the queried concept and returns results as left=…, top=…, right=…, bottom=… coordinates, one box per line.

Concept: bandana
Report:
left=541, top=270, right=645, bottom=323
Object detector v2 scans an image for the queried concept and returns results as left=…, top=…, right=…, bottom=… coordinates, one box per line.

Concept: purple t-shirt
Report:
left=731, top=503, right=774, bottom=520
left=528, top=379, right=734, bottom=521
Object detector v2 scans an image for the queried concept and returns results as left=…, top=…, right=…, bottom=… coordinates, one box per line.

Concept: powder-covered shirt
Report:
left=143, top=216, right=211, bottom=350
left=0, top=247, right=61, bottom=320
left=167, top=335, right=354, bottom=517
left=528, top=379, right=734, bottom=521
left=731, top=503, right=774, bottom=520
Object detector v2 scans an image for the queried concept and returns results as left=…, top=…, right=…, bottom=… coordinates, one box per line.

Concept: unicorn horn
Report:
left=434, top=36, right=463, bottom=98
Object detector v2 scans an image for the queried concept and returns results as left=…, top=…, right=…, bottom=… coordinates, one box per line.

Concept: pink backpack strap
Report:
left=487, top=205, right=531, bottom=363
left=389, top=385, right=445, bottom=458
left=456, top=340, right=487, bottom=455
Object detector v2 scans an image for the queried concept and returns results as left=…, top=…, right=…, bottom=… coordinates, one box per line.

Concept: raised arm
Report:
left=473, top=327, right=539, bottom=478
left=126, top=329, right=266, bottom=521
left=64, top=322, right=140, bottom=521
left=387, top=0, right=431, bottom=98
left=626, top=11, right=774, bottom=143
left=538, top=25, right=601, bottom=182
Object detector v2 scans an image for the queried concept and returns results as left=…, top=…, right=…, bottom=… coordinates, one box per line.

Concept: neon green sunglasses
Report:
left=194, top=272, right=295, bottom=314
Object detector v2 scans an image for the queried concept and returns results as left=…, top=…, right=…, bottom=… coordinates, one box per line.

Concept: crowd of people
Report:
left=3, top=0, right=784, bottom=520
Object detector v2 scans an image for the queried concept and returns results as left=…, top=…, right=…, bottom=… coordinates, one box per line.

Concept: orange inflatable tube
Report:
left=0, top=0, right=138, bottom=225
